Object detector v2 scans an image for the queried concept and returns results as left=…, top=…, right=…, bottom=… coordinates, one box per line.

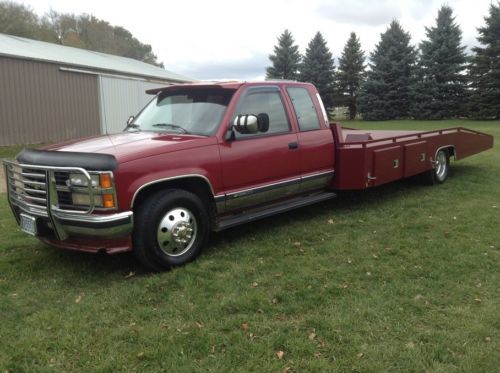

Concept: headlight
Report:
left=72, top=193, right=104, bottom=206
left=71, top=192, right=116, bottom=208
left=69, top=173, right=99, bottom=187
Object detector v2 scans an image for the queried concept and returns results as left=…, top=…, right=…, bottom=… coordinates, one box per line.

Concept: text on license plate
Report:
left=20, top=213, right=37, bottom=236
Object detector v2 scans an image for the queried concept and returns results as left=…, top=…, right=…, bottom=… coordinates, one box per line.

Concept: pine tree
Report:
left=266, top=29, right=301, bottom=80
left=299, top=32, right=336, bottom=109
left=411, top=6, right=467, bottom=119
left=359, top=21, right=417, bottom=120
left=468, top=3, right=500, bottom=119
left=337, top=32, right=366, bottom=119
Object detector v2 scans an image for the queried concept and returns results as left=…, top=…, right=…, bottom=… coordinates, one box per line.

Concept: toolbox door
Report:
left=372, top=146, right=403, bottom=186
left=403, top=141, right=428, bottom=177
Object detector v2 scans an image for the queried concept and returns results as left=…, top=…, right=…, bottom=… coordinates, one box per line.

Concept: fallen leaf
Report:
left=339, top=283, right=349, bottom=289
left=314, top=352, right=322, bottom=358
left=195, top=322, right=204, bottom=329
left=75, top=294, right=83, bottom=304
left=241, top=323, right=249, bottom=330
left=276, top=350, right=285, bottom=360
left=137, top=351, right=145, bottom=359
left=210, top=345, right=216, bottom=354
left=308, top=331, right=317, bottom=340
left=283, top=367, right=292, bottom=373
left=124, top=271, right=136, bottom=279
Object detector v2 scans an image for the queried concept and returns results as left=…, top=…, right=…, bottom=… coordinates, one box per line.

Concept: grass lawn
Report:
left=1, top=120, right=499, bottom=371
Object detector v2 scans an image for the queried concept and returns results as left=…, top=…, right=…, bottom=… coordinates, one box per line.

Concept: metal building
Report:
left=0, top=33, right=193, bottom=146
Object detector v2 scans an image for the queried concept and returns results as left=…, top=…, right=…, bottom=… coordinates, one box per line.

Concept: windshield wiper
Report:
left=125, top=123, right=141, bottom=131
left=151, top=123, right=189, bottom=134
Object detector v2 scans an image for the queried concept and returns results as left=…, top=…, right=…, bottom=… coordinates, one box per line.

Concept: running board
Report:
left=215, top=192, right=336, bottom=231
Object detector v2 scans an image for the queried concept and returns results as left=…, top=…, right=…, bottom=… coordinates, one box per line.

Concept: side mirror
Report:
left=232, top=113, right=270, bottom=135
left=127, top=115, right=135, bottom=125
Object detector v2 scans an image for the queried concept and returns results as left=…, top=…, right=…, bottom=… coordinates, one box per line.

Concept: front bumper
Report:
left=4, top=159, right=134, bottom=252
left=52, top=210, right=133, bottom=238
left=11, top=204, right=134, bottom=252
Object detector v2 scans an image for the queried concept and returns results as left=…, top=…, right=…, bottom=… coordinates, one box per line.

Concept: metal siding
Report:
left=99, top=76, right=164, bottom=134
left=0, top=56, right=100, bottom=146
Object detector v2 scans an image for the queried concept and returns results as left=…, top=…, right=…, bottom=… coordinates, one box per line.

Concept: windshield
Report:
left=129, top=89, right=234, bottom=136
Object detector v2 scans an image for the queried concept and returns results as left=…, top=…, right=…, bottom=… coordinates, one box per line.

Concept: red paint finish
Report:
left=403, top=142, right=427, bottom=177
left=372, top=146, right=404, bottom=186
left=297, top=129, right=335, bottom=177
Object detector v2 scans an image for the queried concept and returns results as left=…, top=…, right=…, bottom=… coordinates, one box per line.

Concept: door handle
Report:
left=288, top=142, right=299, bottom=150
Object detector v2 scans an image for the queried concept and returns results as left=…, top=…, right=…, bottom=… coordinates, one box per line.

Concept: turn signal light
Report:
left=100, top=174, right=112, bottom=188
left=102, top=194, right=115, bottom=208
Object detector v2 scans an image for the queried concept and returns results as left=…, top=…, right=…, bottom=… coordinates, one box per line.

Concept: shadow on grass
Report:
left=27, top=164, right=483, bottom=276
left=208, top=165, right=480, bottom=252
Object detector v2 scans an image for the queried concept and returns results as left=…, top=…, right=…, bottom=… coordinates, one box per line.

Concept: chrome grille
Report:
left=6, top=163, right=48, bottom=216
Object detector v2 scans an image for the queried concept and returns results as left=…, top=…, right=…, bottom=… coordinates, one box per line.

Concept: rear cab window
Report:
left=287, top=87, right=321, bottom=131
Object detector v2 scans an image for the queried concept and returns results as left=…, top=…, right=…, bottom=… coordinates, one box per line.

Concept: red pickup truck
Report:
left=3, top=81, right=493, bottom=270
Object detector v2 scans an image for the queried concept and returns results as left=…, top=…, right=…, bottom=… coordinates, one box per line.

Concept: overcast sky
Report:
left=21, top=0, right=494, bottom=80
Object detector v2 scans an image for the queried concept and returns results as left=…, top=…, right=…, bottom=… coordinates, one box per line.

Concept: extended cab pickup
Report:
left=3, top=81, right=494, bottom=270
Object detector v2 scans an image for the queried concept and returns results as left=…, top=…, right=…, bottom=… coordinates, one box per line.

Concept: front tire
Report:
left=133, top=189, right=210, bottom=271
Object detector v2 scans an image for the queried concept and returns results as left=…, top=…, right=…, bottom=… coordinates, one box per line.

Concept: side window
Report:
left=233, top=88, right=290, bottom=139
left=287, top=87, right=321, bottom=131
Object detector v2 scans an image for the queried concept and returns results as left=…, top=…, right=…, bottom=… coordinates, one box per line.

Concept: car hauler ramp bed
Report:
left=329, top=123, right=494, bottom=190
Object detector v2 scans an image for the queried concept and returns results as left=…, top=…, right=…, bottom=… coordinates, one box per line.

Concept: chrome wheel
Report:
left=157, top=207, right=197, bottom=257
left=435, top=150, right=448, bottom=182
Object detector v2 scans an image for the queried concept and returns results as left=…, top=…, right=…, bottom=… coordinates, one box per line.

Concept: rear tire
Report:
left=423, top=149, right=450, bottom=185
left=133, top=189, right=210, bottom=271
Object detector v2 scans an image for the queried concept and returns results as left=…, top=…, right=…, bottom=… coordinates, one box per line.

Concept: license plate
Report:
left=20, top=213, right=37, bottom=236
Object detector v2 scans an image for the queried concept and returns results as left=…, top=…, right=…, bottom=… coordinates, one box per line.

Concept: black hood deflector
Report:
left=16, top=149, right=118, bottom=171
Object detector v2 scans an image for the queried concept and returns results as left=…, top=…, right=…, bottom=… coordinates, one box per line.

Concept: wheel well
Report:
left=132, top=177, right=216, bottom=227
left=437, top=146, right=456, bottom=160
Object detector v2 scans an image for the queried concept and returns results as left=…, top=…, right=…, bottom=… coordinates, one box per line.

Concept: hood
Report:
left=43, top=131, right=217, bottom=164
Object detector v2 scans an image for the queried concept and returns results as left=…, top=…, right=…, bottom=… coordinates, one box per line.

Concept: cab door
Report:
left=218, top=86, right=300, bottom=211
left=286, top=86, right=335, bottom=192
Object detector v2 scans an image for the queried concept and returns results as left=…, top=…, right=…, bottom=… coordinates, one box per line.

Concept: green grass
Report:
left=1, top=120, right=499, bottom=371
